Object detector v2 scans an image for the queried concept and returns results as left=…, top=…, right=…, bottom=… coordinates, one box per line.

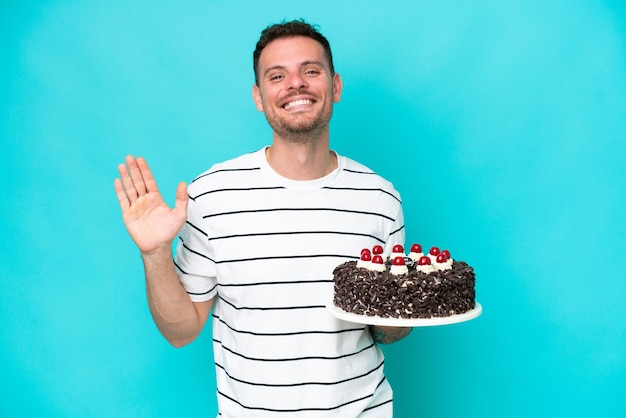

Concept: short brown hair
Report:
left=253, top=19, right=335, bottom=85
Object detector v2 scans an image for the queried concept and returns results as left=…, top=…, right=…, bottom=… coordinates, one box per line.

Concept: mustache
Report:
left=285, top=89, right=313, bottom=99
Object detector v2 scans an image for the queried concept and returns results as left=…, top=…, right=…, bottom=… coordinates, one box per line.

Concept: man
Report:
left=114, top=20, right=410, bottom=417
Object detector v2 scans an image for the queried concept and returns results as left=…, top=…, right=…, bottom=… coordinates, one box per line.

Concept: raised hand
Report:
left=114, top=156, right=188, bottom=255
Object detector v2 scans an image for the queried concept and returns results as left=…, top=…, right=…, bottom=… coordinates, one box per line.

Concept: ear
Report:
left=332, top=73, right=343, bottom=103
left=252, top=84, right=264, bottom=112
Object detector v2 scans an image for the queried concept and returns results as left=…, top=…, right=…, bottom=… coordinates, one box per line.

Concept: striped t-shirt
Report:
left=174, top=147, right=405, bottom=417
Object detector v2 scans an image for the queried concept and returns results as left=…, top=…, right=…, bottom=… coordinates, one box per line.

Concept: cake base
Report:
left=327, top=302, right=482, bottom=327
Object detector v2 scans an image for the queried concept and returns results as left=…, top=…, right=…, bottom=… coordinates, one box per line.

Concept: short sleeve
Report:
left=383, top=192, right=405, bottom=254
left=173, top=189, right=218, bottom=302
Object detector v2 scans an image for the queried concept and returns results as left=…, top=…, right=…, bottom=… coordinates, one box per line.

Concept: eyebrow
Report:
left=263, top=60, right=327, bottom=77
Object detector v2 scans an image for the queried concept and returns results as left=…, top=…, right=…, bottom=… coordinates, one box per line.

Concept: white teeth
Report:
left=284, top=99, right=312, bottom=109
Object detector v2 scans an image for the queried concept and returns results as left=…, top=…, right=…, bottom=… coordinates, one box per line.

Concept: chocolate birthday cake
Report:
left=332, top=244, right=476, bottom=319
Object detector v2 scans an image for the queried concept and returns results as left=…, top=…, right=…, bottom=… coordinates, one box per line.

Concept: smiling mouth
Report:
left=283, top=99, right=314, bottom=110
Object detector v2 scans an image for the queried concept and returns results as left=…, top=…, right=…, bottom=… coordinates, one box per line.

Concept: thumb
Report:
left=174, top=181, right=189, bottom=216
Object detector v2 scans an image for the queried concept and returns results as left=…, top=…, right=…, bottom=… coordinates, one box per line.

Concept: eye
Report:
left=304, top=69, right=320, bottom=76
left=268, top=73, right=284, bottom=82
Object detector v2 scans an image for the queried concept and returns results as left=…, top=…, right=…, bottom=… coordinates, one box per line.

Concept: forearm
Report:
left=370, top=325, right=412, bottom=344
left=142, top=247, right=208, bottom=347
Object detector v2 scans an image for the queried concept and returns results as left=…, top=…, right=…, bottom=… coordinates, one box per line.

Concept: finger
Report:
left=118, top=160, right=138, bottom=202
left=113, top=178, right=130, bottom=213
left=136, top=156, right=160, bottom=194
left=126, top=155, right=148, bottom=196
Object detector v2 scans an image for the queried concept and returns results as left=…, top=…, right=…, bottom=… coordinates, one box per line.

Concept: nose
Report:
left=287, top=72, right=307, bottom=91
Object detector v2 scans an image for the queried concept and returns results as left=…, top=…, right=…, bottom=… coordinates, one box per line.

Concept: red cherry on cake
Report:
left=392, top=244, right=404, bottom=253
left=410, top=243, right=422, bottom=253
left=372, top=245, right=384, bottom=255
left=393, top=256, right=405, bottom=266
left=441, top=249, right=451, bottom=259
left=436, top=253, right=448, bottom=263
left=361, top=248, right=371, bottom=256
left=361, top=251, right=372, bottom=261
left=372, top=255, right=384, bottom=264
left=429, top=246, right=440, bottom=256
left=418, top=256, right=431, bottom=265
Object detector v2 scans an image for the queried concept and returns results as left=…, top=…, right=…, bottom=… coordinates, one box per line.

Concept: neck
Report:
left=266, top=134, right=337, bottom=180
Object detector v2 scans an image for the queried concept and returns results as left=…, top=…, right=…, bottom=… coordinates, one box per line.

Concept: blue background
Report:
left=2, top=0, right=625, bottom=417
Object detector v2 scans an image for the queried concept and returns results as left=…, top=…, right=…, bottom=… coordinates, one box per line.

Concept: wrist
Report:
left=141, top=245, right=174, bottom=263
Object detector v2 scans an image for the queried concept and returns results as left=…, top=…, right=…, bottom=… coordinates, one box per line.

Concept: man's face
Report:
left=252, top=36, right=342, bottom=141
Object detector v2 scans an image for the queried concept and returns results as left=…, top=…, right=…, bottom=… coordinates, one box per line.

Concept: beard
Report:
left=263, top=93, right=334, bottom=143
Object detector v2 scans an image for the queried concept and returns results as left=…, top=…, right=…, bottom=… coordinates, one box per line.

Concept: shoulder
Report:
left=337, top=154, right=401, bottom=199
left=187, top=149, right=263, bottom=195
left=193, top=149, right=262, bottom=180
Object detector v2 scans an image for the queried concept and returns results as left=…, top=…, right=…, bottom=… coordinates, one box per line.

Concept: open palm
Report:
left=114, top=156, right=188, bottom=254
